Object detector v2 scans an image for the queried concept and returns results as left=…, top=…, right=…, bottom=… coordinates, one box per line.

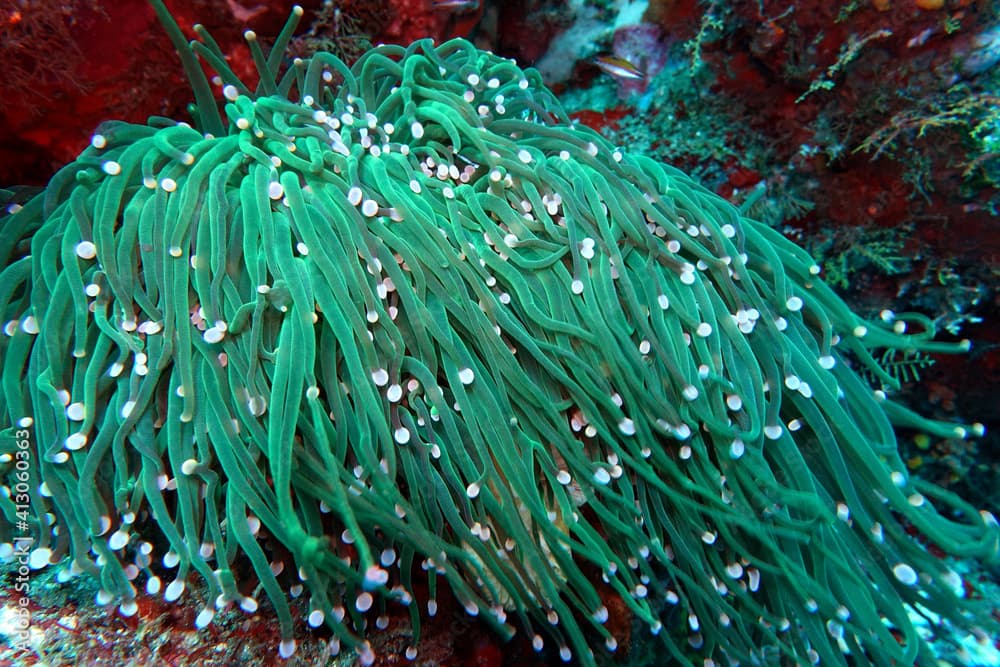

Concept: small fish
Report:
left=593, top=55, right=645, bottom=81
left=431, top=0, right=479, bottom=11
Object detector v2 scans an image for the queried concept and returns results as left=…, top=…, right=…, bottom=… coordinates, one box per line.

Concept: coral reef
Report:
left=0, top=0, right=309, bottom=187
left=2, top=3, right=999, bottom=667
left=556, top=0, right=1000, bottom=525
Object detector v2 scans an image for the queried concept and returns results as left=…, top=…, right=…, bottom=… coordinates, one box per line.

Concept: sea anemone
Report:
left=1, top=2, right=996, bottom=665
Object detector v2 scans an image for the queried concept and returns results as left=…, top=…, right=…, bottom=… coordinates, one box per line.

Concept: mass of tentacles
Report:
left=0, top=2, right=997, bottom=666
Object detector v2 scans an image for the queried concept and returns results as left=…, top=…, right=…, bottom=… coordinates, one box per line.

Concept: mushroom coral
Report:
left=0, top=3, right=996, bottom=665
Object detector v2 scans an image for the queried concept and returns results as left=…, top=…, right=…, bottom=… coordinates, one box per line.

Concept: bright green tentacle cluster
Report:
left=1, top=3, right=997, bottom=665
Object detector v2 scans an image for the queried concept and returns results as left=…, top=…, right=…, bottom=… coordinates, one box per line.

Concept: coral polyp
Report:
left=1, top=2, right=996, bottom=665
